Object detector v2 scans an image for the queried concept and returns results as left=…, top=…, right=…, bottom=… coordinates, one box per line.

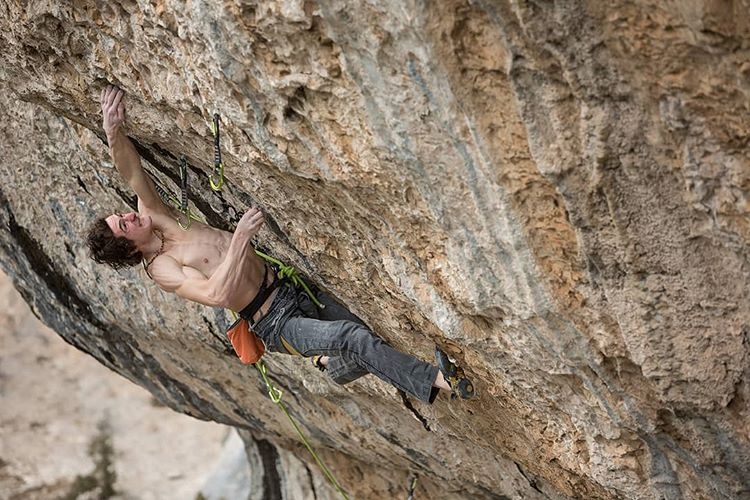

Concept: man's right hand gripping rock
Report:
left=237, top=208, right=265, bottom=241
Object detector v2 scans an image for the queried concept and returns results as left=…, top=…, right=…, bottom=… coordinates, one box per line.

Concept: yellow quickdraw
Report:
left=209, top=113, right=225, bottom=191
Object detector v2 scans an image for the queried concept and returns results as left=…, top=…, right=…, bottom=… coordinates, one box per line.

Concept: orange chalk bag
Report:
left=226, top=316, right=265, bottom=364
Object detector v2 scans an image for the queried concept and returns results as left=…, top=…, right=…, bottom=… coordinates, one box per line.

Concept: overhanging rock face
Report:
left=0, top=1, right=748, bottom=499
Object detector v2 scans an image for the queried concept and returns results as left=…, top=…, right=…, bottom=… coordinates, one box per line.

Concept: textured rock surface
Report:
left=0, top=1, right=748, bottom=499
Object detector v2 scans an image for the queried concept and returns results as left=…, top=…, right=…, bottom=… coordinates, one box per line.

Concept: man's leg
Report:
left=277, top=314, right=439, bottom=403
left=298, top=289, right=370, bottom=383
left=298, top=287, right=364, bottom=323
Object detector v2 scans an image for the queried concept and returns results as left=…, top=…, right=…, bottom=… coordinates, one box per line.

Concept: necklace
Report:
left=143, top=231, right=165, bottom=271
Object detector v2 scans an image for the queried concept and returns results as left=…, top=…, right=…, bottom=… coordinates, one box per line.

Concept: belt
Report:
left=238, top=264, right=286, bottom=321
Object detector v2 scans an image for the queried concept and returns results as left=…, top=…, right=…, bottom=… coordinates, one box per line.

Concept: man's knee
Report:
left=338, top=322, right=382, bottom=353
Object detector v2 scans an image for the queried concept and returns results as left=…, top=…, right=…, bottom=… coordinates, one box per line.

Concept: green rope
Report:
left=255, top=359, right=350, bottom=500
left=254, top=249, right=325, bottom=309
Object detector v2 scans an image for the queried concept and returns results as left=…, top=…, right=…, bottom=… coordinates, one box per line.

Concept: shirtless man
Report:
left=86, top=85, right=474, bottom=403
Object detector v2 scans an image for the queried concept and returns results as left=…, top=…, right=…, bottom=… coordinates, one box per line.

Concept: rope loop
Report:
left=253, top=250, right=325, bottom=309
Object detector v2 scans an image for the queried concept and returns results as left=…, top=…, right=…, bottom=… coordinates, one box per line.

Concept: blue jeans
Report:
left=252, top=283, right=439, bottom=403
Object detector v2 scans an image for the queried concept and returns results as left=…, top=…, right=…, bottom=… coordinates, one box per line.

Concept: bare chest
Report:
left=171, top=226, right=231, bottom=277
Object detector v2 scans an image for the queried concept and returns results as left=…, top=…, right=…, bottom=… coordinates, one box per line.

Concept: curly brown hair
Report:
left=86, top=217, right=143, bottom=269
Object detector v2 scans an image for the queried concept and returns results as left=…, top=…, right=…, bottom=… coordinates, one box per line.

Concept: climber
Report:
left=85, top=85, right=474, bottom=403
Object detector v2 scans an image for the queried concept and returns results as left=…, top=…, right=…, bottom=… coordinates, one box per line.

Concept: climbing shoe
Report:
left=311, top=355, right=327, bottom=372
left=435, top=348, right=475, bottom=400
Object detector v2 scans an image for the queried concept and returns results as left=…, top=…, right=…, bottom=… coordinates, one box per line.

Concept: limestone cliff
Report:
left=0, top=1, right=748, bottom=499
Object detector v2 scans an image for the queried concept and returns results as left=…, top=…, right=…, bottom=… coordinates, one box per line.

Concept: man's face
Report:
left=105, top=212, right=152, bottom=242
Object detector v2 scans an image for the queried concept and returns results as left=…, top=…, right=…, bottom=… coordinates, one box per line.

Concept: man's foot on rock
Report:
left=435, top=348, right=475, bottom=400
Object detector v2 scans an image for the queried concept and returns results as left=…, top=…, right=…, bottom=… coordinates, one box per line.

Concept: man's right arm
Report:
left=101, top=85, right=165, bottom=212
left=148, top=208, right=266, bottom=309
left=148, top=256, right=224, bottom=307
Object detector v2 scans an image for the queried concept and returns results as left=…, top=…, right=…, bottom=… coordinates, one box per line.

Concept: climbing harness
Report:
left=238, top=263, right=287, bottom=320
left=226, top=260, right=321, bottom=364
left=209, top=113, right=225, bottom=191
